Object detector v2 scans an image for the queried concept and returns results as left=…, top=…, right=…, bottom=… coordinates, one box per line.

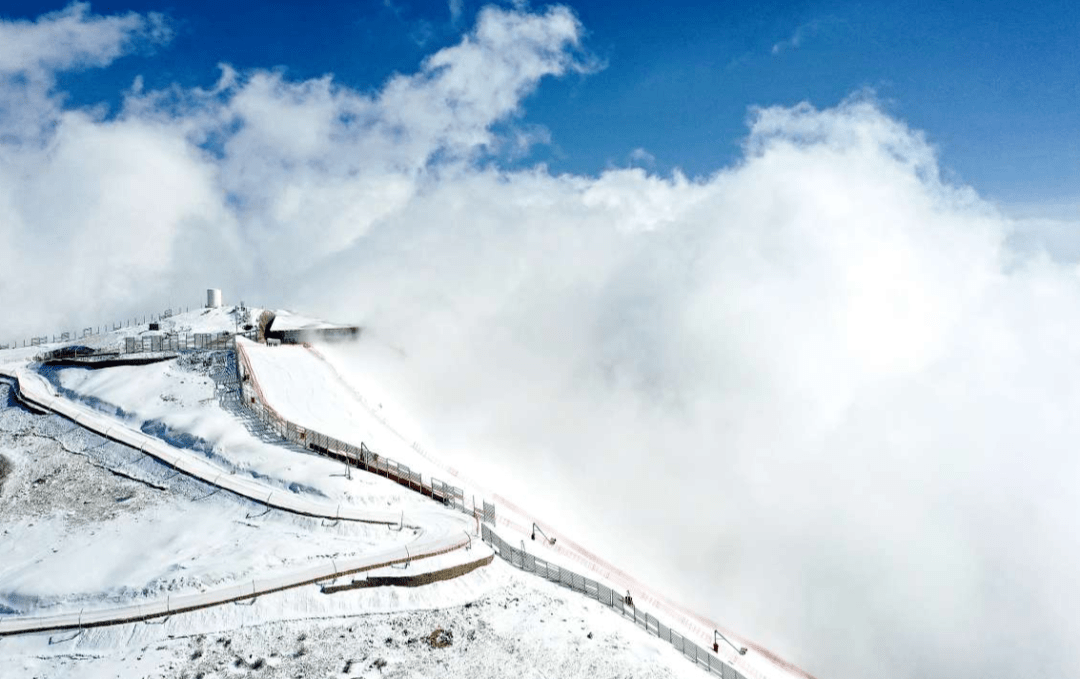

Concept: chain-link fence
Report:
left=232, top=338, right=754, bottom=679
left=233, top=339, right=493, bottom=522
left=123, top=333, right=237, bottom=354
left=0, top=393, right=465, bottom=635
left=240, top=391, right=483, bottom=511
left=4, top=306, right=201, bottom=350
left=481, top=523, right=750, bottom=679
left=37, top=332, right=250, bottom=365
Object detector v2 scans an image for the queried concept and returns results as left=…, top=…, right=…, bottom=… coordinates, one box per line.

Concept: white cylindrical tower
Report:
left=207, top=288, right=223, bottom=308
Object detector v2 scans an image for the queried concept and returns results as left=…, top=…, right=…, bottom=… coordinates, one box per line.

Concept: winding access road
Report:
left=0, top=365, right=474, bottom=637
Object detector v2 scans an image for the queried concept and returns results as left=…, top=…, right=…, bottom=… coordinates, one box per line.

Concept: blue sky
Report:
left=3, top=0, right=1078, bottom=209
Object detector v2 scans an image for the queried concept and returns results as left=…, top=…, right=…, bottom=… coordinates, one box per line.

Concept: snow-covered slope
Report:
left=236, top=338, right=795, bottom=679
left=0, top=317, right=804, bottom=679
left=0, top=374, right=708, bottom=679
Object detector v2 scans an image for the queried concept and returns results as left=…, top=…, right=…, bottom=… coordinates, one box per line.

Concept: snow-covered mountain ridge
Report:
left=0, top=305, right=808, bottom=679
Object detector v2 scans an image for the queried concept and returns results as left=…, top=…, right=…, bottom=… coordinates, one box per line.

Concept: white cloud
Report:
left=307, top=100, right=1079, bottom=679
left=2, top=5, right=1080, bottom=679
left=771, top=17, right=838, bottom=55
left=0, top=1, right=167, bottom=75
left=71, top=4, right=590, bottom=293
left=0, top=2, right=169, bottom=149
left=999, top=201, right=1080, bottom=262
left=449, top=0, right=465, bottom=24
left=628, top=147, right=656, bottom=166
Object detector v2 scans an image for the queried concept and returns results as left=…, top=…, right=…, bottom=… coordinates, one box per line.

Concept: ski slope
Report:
left=238, top=338, right=452, bottom=484
left=238, top=338, right=803, bottom=679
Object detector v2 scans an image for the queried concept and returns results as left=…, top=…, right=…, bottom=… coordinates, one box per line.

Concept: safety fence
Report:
left=1, top=300, right=268, bottom=353
left=233, top=340, right=488, bottom=520
left=482, top=524, right=750, bottom=679
left=123, top=332, right=238, bottom=354
left=232, top=338, right=769, bottom=679
left=0, top=534, right=469, bottom=637
left=2, top=305, right=197, bottom=351
left=34, top=332, right=251, bottom=366
left=6, top=366, right=409, bottom=524
left=2, top=364, right=755, bottom=679
left=0, top=374, right=477, bottom=638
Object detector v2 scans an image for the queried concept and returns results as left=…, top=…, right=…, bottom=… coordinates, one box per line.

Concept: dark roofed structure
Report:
left=264, top=311, right=361, bottom=344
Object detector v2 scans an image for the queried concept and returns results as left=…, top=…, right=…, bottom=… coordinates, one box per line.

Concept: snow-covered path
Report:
left=7, top=366, right=407, bottom=525
left=0, top=366, right=474, bottom=637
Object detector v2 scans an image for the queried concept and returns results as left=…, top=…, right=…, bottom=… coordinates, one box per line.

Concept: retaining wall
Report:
left=322, top=554, right=495, bottom=593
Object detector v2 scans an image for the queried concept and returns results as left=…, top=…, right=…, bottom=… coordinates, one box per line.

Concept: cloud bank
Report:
left=2, top=5, right=1079, bottom=679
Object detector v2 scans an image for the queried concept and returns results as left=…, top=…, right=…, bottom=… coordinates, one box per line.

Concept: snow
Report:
left=0, top=305, right=255, bottom=359
left=0, top=318, right=802, bottom=679
left=0, top=363, right=487, bottom=640
left=51, top=358, right=433, bottom=512
left=243, top=338, right=807, bottom=679
left=1, top=559, right=709, bottom=679
left=0, top=381, right=421, bottom=617
left=12, top=365, right=403, bottom=524
left=0, top=382, right=709, bottom=679
left=237, top=338, right=782, bottom=679
left=268, top=309, right=350, bottom=332
left=157, top=305, right=260, bottom=335
left=237, top=338, right=454, bottom=489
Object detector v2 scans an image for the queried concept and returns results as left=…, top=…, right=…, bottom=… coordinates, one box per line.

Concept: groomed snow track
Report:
left=0, top=366, right=472, bottom=637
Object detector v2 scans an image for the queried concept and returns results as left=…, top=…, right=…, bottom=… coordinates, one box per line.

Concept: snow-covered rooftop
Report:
left=268, top=310, right=353, bottom=332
